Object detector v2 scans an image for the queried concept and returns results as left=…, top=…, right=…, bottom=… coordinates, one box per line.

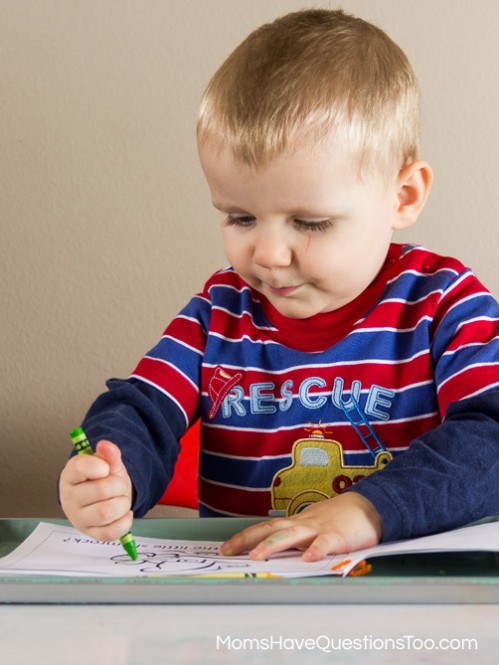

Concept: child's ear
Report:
left=392, top=160, right=433, bottom=230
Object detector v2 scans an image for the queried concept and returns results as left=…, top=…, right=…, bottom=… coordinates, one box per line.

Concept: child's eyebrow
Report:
left=290, top=207, right=349, bottom=219
left=212, top=201, right=237, bottom=210
left=212, top=201, right=350, bottom=218
left=212, top=201, right=250, bottom=214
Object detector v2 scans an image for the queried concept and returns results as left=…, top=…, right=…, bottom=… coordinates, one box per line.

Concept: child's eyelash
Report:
left=294, top=219, right=332, bottom=232
left=225, top=215, right=255, bottom=226
left=224, top=216, right=332, bottom=232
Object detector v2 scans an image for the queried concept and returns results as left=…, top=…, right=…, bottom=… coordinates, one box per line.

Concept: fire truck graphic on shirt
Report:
left=271, top=394, right=393, bottom=516
left=271, top=428, right=392, bottom=516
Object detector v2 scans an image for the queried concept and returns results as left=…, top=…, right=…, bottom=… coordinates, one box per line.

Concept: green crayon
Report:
left=69, top=427, right=138, bottom=561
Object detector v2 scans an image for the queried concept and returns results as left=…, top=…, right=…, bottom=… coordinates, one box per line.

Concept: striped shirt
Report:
left=130, top=243, right=499, bottom=518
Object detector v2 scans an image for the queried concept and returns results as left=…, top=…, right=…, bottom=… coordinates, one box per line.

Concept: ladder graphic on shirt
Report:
left=338, top=396, right=387, bottom=460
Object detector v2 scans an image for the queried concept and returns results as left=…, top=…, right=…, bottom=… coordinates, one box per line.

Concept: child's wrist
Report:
left=349, top=491, right=384, bottom=540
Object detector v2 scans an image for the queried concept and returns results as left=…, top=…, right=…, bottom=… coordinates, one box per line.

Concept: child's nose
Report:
left=253, top=227, right=292, bottom=268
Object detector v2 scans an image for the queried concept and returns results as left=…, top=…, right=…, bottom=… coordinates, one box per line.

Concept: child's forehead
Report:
left=199, top=135, right=379, bottom=185
left=199, top=136, right=391, bottom=210
left=201, top=132, right=352, bottom=167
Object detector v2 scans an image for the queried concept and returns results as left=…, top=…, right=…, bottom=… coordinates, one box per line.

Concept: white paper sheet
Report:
left=0, top=521, right=497, bottom=578
left=0, top=523, right=335, bottom=578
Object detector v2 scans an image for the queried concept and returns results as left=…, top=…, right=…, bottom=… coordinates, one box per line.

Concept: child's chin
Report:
left=271, top=301, right=318, bottom=320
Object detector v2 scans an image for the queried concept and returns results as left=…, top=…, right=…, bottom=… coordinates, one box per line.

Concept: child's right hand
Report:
left=59, top=440, right=134, bottom=542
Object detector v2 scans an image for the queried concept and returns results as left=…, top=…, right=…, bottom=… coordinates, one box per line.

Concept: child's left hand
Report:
left=221, top=492, right=383, bottom=562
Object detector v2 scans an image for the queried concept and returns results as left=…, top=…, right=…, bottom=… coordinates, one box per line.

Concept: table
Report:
left=0, top=517, right=498, bottom=604
left=1, top=518, right=498, bottom=664
left=0, top=604, right=497, bottom=665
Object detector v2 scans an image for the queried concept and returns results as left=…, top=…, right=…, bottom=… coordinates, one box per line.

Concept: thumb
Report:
left=94, top=440, right=128, bottom=481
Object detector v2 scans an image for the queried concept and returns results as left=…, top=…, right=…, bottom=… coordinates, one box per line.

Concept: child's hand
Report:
left=59, top=440, right=134, bottom=542
left=221, top=492, right=383, bottom=562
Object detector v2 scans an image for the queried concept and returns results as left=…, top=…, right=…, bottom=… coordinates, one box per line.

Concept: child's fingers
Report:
left=68, top=473, right=131, bottom=509
left=222, top=518, right=309, bottom=557
left=301, top=532, right=351, bottom=562
left=221, top=494, right=383, bottom=563
left=78, top=508, right=134, bottom=543
left=59, top=439, right=134, bottom=542
left=61, top=479, right=134, bottom=541
left=79, top=496, right=132, bottom=532
left=225, top=522, right=349, bottom=562
left=95, top=440, right=128, bottom=480
left=248, top=523, right=317, bottom=561
left=61, top=453, right=111, bottom=486
left=95, top=440, right=133, bottom=504
left=221, top=519, right=281, bottom=555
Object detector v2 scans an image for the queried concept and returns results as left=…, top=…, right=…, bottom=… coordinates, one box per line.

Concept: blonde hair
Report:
left=197, top=8, right=420, bottom=178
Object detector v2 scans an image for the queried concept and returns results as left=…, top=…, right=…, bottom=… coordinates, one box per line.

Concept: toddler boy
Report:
left=60, top=9, right=499, bottom=561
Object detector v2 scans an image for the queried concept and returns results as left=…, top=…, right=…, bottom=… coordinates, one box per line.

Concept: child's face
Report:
left=200, top=139, right=402, bottom=319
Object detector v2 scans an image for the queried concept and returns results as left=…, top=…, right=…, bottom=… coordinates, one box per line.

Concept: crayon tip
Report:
left=120, top=532, right=138, bottom=561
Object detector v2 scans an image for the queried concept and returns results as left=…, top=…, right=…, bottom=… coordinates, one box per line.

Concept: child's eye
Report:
left=225, top=214, right=256, bottom=227
left=294, top=218, right=332, bottom=232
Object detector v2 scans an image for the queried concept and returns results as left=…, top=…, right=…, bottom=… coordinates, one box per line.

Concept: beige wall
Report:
left=1, top=0, right=498, bottom=517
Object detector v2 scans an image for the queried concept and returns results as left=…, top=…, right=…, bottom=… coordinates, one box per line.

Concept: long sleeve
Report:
left=77, top=286, right=211, bottom=516
left=81, top=377, right=186, bottom=517
left=350, top=252, right=499, bottom=542
left=351, top=390, right=499, bottom=541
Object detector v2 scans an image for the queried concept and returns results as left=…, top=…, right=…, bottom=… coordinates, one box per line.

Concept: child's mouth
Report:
left=268, top=284, right=300, bottom=297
